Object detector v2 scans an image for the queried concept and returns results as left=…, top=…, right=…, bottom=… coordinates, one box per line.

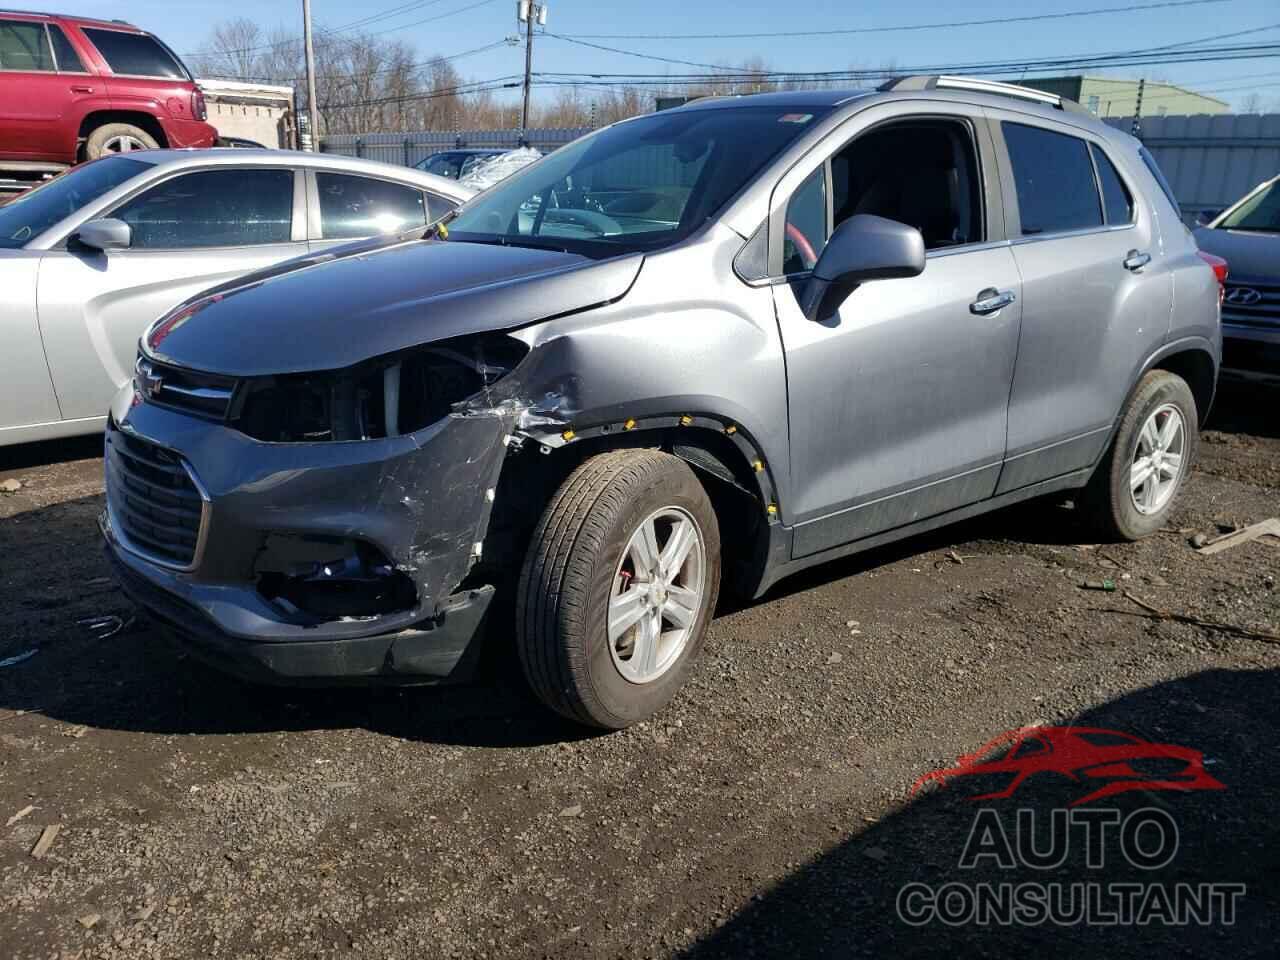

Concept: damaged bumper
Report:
left=99, top=388, right=513, bottom=685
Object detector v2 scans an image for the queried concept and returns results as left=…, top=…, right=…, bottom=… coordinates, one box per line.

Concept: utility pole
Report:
left=518, top=1, right=547, bottom=140
left=1130, top=77, right=1145, bottom=139
left=303, top=0, right=320, bottom=150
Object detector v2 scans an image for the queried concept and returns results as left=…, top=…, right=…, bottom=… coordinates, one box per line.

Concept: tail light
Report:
left=192, top=87, right=207, bottom=121
left=1197, top=251, right=1228, bottom=302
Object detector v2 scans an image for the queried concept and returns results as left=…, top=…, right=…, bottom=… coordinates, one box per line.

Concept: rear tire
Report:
left=85, top=123, right=159, bottom=160
left=517, top=450, right=721, bottom=729
left=1079, top=370, right=1197, bottom=541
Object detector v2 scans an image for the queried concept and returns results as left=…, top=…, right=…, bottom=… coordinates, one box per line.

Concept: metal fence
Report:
left=1106, top=113, right=1280, bottom=224
left=321, top=114, right=1280, bottom=226
left=318, top=128, right=592, bottom=167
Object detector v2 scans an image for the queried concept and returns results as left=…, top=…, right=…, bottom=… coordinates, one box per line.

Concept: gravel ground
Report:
left=0, top=381, right=1276, bottom=959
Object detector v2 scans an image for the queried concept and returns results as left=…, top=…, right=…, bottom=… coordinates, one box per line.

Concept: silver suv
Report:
left=102, top=76, right=1223, bottom=729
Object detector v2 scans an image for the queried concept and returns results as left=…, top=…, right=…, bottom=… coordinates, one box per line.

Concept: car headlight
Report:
left=232, top=334, right=529, bottom=443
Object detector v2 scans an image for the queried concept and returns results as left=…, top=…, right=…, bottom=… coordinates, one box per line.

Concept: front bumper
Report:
left=104, top=531, right=493, bottom=685
left=100, top=386, right=515, bottom=684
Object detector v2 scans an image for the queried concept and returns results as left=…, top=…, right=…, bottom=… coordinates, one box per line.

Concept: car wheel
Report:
left=517, top=449, right=721, bottom=729
left=1079, top=370, right=1198, bottom=541
left=85, top=123, right=160, bottom=160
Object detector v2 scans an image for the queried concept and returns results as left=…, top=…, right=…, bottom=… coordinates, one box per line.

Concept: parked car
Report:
left=216, top=136, right=270, bottom=149
left=0, top=11, right=216, bottom=168
left=1194, top=173, right=1279, bottom=379
left=102, top=77, right=1221, bottom=729
left=0, top=150, right=470, bottom=446
left=414, top=148, right=506, bottom=180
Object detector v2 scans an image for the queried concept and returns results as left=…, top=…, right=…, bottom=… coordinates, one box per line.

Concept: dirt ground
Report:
left=1, top=381, right=1276, bottom=959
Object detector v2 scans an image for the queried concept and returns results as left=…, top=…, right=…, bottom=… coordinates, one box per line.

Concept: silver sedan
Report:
left=0, top=150, right=472, bottom=447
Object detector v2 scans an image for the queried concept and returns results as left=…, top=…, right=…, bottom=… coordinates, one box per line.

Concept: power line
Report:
left=545, top=34, right=743, bottom=72
left=561, top=0, right=1230, bottom=41
left=529, top=41, right=1280, bottom=86
left=183, top=0, right=501, bottom=58
left=201, top=40, right=508, bottom=85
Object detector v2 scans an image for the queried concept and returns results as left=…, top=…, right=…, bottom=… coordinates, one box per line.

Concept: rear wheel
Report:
left=1079, top=370, right=1197, bottom=540
left=85, top=123, right=159, bottom=160
left=517, top=450, right=721, bottom=729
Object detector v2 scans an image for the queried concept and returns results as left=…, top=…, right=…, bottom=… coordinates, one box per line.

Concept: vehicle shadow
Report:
left=0, top=492, right=596, bottom=749
left=1205, top=378, right=1280, bottom=440
left=0, top=433, right=103, bottom=471
left=680, top=666, right=1278, bottom=958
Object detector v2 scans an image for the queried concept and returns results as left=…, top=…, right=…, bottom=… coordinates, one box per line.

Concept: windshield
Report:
left=1218, top=179, right=1280, bottom=233
left=0, top=156, right=148, bottom=249
left=446, top=105, right=830, bottom=255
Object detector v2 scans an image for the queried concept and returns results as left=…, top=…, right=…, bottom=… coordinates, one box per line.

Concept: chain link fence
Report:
left=318, top=128, right=592, bottom=168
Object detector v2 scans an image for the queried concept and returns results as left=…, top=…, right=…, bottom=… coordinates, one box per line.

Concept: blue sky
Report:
left=10, top=0, right=1280, bottom=109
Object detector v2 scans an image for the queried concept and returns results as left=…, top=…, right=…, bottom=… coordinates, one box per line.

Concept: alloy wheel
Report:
left=1129, top=402, right=1186, bottom=515
left=607, top=506, right=706, bottom=684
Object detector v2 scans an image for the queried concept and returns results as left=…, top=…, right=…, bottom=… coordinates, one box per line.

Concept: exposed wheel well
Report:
left=473, top=425, right=771, bottom=598
left=1150, top=348, right=1216, bottom=427
left=78, top=112, right=168, bottom=154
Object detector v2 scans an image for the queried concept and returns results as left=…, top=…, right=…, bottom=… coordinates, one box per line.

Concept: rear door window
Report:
left=111, top=169, right=294, bottom=248
left=48, top=24, right=88, bottom=72
left=1090, top=144, right=1134, bottom=225
left=1002, top=122, right=1103, bottom=236
left=83, top=28, right=185, bottom=79
left=316, top=173, right=428, bottom=239
left=0, top=20, right=55, bottom=71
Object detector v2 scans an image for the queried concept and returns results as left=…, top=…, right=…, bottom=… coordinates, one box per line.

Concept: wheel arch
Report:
left=1146, top=341, right=1217, bottom=428
left=78, top=111, right=168, bottom=155
left=474, top=415, right=780, bottom=598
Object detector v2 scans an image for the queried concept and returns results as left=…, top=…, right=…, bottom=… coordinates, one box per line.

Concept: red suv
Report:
left=0, top=11, right=216, bottom=168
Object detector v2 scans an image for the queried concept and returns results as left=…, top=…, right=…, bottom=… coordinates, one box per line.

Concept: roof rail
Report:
left=878, top=75, right=1092, bottom=116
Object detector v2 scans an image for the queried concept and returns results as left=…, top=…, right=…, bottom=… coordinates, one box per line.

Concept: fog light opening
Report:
left=255, top=535, right=417, bottom=622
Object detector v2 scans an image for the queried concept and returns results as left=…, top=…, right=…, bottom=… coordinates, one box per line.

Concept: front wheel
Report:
left=516, top=450, right=721, bottom=729
left=1079, top=370, right=1198, bottom=540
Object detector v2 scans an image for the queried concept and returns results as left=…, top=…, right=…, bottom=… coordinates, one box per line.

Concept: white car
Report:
left=0, top=150, right=472, bottom=447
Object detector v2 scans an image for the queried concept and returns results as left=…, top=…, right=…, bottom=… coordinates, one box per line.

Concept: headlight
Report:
left=232, top=334, right=528, bottom=443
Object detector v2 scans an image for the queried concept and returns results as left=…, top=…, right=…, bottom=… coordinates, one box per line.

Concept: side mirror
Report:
left=77, top=218, right=132, bottom=251
left=799, top=214, right=925, bottom=321
left=1195, top=209, right=1222, bottom=227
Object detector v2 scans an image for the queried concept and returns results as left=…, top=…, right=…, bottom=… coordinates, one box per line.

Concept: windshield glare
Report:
left=0, top=157, right=148, bottom=249
left=1219, top=179, right=1280, bottom=233
left=447, top=106, right=829, bottom=255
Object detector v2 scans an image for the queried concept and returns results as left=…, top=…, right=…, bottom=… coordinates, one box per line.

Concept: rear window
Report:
left=1090, top=144, right=1134, bottom=225
left=83, top=28, right=186, bottom=79
left=1002, top=122, right=1103, bottom=236
left=0, top=19, right=55, bottom=71
left=48, top=24, right=87, bottom=72
left=1139, top=146, right=1180, bottom=212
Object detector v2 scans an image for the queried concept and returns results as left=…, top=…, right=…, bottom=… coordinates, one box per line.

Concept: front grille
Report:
left=135, top=357, right=236, bottom=420
left=105, top=421, right=207, bottom=569
left=1222, top=281, right=1280, bottom=327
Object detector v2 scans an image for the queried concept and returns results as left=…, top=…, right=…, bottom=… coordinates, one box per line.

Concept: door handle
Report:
left=970, top=288, right=1016, bottom=315
left=70, top=85, right=94, bottom=93
left=1123, top=249, right=1152, bottom=272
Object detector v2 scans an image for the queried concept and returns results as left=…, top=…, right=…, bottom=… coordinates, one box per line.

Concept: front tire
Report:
left=1079, top=370, right=1198, bottom=540
left=517, top=450, right=721, bottom=729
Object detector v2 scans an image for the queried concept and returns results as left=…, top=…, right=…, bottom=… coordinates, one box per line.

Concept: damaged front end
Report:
left=102, top=331, right=550, bottom=685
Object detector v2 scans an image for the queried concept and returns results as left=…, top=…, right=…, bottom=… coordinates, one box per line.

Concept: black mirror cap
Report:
left=801, top=214, right=925, bottom=321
